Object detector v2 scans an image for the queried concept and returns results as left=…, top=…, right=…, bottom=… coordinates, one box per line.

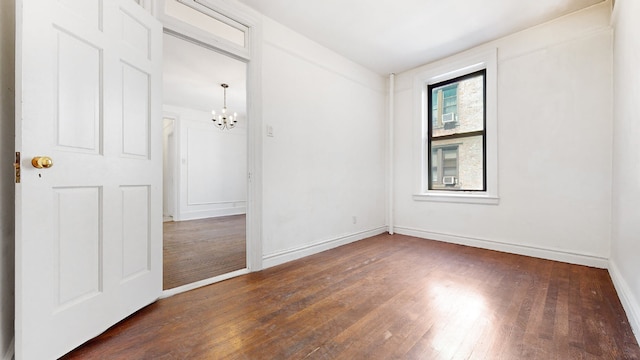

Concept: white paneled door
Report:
left=15, top=0, right=162, bottom=359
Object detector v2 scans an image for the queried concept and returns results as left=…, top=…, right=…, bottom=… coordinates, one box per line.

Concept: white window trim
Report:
left=412, top=48, right=499, bottom=205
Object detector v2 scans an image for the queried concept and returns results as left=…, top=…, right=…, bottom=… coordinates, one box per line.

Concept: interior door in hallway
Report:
left=15, top=1, right=163, bottom=358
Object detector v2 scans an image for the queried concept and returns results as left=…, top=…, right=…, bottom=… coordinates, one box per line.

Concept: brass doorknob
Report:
left=31, top=156, right=53, bottom=169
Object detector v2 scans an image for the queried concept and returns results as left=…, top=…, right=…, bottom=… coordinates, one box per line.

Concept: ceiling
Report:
left=236, top=0, right=604, bottom=74
left=163, top=33, right=247, bottom=120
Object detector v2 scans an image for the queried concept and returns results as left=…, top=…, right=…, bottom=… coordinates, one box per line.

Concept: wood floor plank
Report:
left=63, top=234, right=640, bottom=359
left=163, top=215, right=246, bottom=289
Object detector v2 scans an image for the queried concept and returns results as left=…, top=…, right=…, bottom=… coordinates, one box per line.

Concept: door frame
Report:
left=147, top=0, right=263, bottom=287
left=162, top=116, right=178, bottom=221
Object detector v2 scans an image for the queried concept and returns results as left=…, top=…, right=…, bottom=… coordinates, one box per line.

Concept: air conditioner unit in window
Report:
left=442, top=176, right=457, bottom=185
left=442, top=113, right=456, bottom=124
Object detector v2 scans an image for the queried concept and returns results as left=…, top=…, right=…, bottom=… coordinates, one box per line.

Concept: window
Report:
left=431, top=145, right=459, bottom=187
left=428, top=70, right=486, bottom=191
left=432, top=84, right=458, bottom=129
left=161, top=0, right=251, bottom=59
left=413, top=48, right=498, bottom=204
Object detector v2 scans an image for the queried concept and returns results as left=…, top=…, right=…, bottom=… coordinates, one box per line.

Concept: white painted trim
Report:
left=244, top=12, right=263, bottom=272
left=263, top=227, right=388, bottom=269
left=157, top=0, right=263, bottom=272
left=186, top=199, right=246, bottom=206
left=388, top=73, right=395, bottom=235
left=162, top=112, right=182, bottom=221
left=161, top=268, right=250, bottom=298
left=608, top=260, right=640, bottom=344
left=394, top=226, right=609, bottom=268
left=177, top=206, right=246, bottom=220
left=2, top=337, right=13, bottom=360
left=412, top=48, right=499, bottom=203
left=412, top=193, right=499, bottom=205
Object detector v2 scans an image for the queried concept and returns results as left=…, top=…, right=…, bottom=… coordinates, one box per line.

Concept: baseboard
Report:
left=3, top=337, right=14, bottom=360
left=393, top=226, right=609, bottom=269
left=262, top=226, right=388, bottom=269
left=608, top=260, right=640, bottom=344
left=176, top=207, right=246, bottom=221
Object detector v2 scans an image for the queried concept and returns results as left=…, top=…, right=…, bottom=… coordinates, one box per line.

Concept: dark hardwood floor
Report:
left=163, top=215, right=246, bottom=289
left=65, top=233, right=640, bottom=359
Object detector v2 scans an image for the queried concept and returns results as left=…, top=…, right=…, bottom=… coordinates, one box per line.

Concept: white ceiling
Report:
left=236, top=0, right=604, bottom=74
left=163, top=33, right=247, bottom=119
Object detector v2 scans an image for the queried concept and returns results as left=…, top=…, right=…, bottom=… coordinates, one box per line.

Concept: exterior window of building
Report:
left=432, top=84, right=458, bottom=129
left=413, top=48, right=497, bottom=204
left=431, top=146, right=459, bottom=187
left=427, top=69, right=486, bottom=191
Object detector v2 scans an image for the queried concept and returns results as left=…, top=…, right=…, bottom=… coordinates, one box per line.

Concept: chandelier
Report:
left=211, top=83, right=238, bottom=130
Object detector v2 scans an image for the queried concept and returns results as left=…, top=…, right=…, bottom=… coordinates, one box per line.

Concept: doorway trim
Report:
left=150, top=0, right=263, bottom=293
left=162, top=114, right=180, bottom=221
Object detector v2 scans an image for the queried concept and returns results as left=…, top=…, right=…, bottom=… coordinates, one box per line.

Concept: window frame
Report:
left=427, top=69, right=486, bottom=191
left=413, top=48, right=499, bottom=205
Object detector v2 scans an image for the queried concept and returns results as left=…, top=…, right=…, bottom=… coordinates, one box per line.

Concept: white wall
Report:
left=0, top=0, right=15, bottom=357
left=2, top=0, right=632, bottom=354
left=260, top=17, right=388, bottom=267
left=610, top=0, right=640, bottom=339
left=164, top=105, right=247, bottom=221
left=393, top=3, right=613, bottom=267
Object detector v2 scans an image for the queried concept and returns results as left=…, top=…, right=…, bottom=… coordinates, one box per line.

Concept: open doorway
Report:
left=162, top=32, right=247, bottom=290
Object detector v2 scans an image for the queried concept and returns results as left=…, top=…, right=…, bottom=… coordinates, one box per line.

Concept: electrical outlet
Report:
left=352, top=216, right=357, bottom=224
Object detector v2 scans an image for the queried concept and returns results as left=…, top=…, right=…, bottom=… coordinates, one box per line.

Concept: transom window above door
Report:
left=158, top=0, right=251, bottom=60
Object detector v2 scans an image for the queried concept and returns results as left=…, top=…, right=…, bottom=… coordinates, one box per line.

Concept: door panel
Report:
left=122, top=63, right=150, bottom=158
left=56, top=31, right=102, bottom=152
left=16, top=1, right=162, bottom=359
left=121, top=185, right=151, bottom=280
left=53, top=186, right=102, bottom=310
left=121, top=10, right=151, bottom=59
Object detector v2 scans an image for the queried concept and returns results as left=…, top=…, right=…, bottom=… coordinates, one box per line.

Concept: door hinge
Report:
left=14, top=152, right=21, bottom=183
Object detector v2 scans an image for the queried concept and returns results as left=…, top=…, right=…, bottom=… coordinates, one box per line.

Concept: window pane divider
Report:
left=431, top=130, right=484, bottom=141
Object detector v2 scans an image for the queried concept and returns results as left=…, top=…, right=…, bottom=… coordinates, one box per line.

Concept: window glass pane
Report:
left=431, top=74, right=484, bottom=138
left=430, top=146, right=457, bottom=187
left=165, top=0, right=247, bottom=47
left=431, top=149, right=439, bottom=183
left=429, top=136, right=483, bottom=191
left=442, top=87, right=457, bottom=98
left=431, top=92, right=439, bottom=128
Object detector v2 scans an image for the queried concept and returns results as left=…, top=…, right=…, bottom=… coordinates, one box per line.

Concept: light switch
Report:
left=266, top=125, right=274, bottom=137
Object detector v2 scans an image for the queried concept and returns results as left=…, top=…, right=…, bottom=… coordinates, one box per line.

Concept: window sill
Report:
left=413, top=192, right=499, bottom=205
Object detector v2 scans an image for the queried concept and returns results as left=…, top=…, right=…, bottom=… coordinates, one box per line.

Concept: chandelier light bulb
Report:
left=211, top=83, right=237, bottom=130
